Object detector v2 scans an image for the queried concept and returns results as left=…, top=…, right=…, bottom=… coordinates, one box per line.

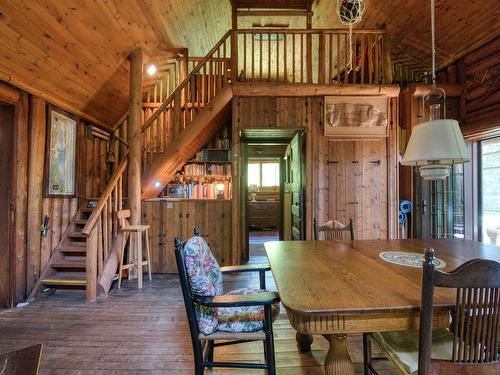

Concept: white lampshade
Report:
left=402, top=119, right=470, bottom=180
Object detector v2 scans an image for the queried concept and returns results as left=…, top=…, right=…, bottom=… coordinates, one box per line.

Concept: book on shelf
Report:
left=164, top=180, right=232, bottom=200
left=182, top=163, right=231, bottom=176
left=193, top=149, right=231, bottom=162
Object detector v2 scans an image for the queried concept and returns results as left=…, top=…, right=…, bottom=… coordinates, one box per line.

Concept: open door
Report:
left=0, top=103, right=14, bottom=307
left=289, top=132, right=305, bottom=240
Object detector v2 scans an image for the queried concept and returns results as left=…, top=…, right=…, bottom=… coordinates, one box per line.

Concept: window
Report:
left=480, top=137, right=500, bottom=245
left=248, top=161, right=280, bottom=190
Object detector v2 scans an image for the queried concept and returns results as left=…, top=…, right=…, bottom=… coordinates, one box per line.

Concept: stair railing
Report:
left=141, top=30, right=232, bottom=172
left=81, top=156, right=128, bottom=302
left=232, top=28, right=387, bottom=85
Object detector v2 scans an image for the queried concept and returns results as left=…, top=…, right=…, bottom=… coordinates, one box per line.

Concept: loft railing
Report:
left=141, top=30, right=232, bottom=171
left=231, top=28, right=387, bottom=85
left=81, top=157, right=127, bottom=302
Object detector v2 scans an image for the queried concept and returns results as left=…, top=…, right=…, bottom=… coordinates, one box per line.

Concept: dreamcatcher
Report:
left=336, top=0, right=365, bottom=74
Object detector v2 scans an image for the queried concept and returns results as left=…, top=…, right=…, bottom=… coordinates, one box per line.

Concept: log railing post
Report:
left=318, top=31, right=326, bottom=84
left=231, top=30, right=238, bottom=83
left=382, top=34, right=393, bottom=84
left=128, top=48, right=143, bottom=226
left=86, top=228, right=97, bottom=303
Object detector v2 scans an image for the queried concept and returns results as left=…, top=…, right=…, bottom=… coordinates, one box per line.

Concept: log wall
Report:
left=0, top=82, right=112, bottom=301
left=437, top=36, right=500, bottom=137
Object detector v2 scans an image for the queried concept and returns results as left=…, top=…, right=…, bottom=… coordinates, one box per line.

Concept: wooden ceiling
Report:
left=0, top=0, right=497, bottom=128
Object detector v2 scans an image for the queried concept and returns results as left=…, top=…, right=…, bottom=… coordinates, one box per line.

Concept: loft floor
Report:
left=0, top=261, right=399, bottom=374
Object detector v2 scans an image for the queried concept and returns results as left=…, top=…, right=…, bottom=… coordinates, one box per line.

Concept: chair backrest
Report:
left=175, top=234, right=199, bottom=339
left=117, top=209, right=130, bottom=228
left=418, top=248, right=500, bottom=375
left=175, top=227, right=223, bottom=336
left=313, top=217, right=355, bottom=240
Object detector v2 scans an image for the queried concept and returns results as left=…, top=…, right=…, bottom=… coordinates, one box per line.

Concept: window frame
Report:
left=247, top=159, right=280, bottom=190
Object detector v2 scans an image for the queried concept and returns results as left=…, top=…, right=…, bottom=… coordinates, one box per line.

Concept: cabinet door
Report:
left=328, top=140, right=388, bottom=240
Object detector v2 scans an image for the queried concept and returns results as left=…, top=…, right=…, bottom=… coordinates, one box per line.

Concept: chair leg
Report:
left=263, top=340, right=267, bottom=362
left=363, top=333, right=377, bottom=375
left=144, top=228, right=152, bottom=281
left=193, top=341, right=204, bottom=375
left=207, top=340, right=214, bottom=362
left=118, top=232, right=126, bottom=289
left=264, top=306, right=276, bottom=375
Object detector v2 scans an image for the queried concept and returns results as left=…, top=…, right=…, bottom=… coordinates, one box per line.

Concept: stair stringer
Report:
left=141, top=85, right=233, bottom=198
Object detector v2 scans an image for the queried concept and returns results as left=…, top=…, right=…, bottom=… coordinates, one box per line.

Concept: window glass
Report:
left=262, top=163, right=280, bottom=187
left=247, top=163, right=260, bottom=187
left=480, top=137, right=500, bottom=245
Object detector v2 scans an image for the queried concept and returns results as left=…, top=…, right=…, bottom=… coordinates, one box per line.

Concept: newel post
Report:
left=128, top=48, right=143, bottom=226
left=231, top=30, right=239, bottom=83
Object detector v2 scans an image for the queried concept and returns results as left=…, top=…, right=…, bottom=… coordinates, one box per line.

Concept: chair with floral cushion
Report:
left=175, top=228, right=280, bottom=375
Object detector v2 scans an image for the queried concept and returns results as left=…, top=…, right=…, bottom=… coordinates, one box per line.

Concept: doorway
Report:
left=0, top=103, right=14, bottom=307
left=242, top=130, right=306, bottom=260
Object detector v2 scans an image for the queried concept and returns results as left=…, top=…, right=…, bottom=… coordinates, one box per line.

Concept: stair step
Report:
left=74, top=220, right=88, bottom=225
left=81, top=207, right=95, bottom=213
left=42, top=274, right=86, bottom=287
left=68, top=232, right=86, bottom=238
left=60, top=246, right=87, bottom=253
left=51, top=260, right=86, bottom=269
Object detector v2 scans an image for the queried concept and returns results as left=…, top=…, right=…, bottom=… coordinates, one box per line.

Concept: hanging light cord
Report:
left=430, top=0, right=436, bottom=86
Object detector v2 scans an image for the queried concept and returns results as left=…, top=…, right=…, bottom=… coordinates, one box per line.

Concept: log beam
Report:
left=128, top=48, right=143, bottom=226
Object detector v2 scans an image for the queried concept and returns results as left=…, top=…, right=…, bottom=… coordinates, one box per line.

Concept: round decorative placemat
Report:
left=379, top=251, right=446, bottom=269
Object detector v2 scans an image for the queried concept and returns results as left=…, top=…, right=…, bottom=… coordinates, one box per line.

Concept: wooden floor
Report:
left=0, top=258, right=400, bottom=374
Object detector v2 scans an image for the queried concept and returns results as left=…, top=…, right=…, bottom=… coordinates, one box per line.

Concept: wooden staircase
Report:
left=28, top=200, right=97, bottom=297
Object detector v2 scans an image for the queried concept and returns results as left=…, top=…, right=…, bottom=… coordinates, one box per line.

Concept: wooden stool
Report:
left=117, top=210, right=152, bottom=289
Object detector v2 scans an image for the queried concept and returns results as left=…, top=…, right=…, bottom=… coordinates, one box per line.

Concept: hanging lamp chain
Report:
left=431, top=0, right=436, bottom=86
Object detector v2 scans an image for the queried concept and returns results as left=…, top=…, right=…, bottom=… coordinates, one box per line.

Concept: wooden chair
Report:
left=313, top=217, right=355, bottom=240
left=175, top=228, right=280, bottom=375
left=117, top=209, right=152, bottom=289
left=364, top=248, right=500, bottom=375
left=0, top=344, right=43, bottom=374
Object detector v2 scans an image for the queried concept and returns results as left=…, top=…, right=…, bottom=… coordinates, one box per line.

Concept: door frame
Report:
left=0, top=83, right=29, bottom=307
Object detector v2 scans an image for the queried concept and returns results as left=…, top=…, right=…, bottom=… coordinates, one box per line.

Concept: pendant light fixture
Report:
left=401, top=0, right=470, bottom=180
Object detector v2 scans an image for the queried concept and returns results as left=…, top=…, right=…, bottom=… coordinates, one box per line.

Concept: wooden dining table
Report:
left=264, top=239, right=500, bottom=375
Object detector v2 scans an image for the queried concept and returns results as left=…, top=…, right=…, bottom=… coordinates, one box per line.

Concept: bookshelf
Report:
left=163, top=126, right=232, bottom=200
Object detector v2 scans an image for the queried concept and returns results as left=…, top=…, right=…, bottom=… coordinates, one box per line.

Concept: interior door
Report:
left=0, top=104, right=13, bottom=307
left=290, top=132, right=305, bottom=240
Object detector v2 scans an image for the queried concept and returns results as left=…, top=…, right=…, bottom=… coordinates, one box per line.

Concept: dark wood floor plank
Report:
left=0, top=265, right=399, bottom=374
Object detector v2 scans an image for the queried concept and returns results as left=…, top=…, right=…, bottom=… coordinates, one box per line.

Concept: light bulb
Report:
left=147, top=64, right=157, bottom=76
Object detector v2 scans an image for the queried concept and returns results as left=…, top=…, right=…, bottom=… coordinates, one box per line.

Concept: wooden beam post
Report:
left=26, top=97, right=46, bottom=293
left=382, top=34, right=393, bottom=84
left=128, top=48, right=143, bottom=226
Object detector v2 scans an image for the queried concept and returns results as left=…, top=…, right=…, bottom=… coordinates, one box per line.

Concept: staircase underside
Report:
left=141, top=85, right=233, bottom=198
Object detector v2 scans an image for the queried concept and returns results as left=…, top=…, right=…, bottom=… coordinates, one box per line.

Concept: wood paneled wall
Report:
left=143, top=200, right=232, bottom=273
left=0, top=86, right=114, bottom=300
left=233, top=95, right=399, bottom=251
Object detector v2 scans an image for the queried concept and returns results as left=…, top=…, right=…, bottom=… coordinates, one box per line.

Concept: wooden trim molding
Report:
left=0, top=81, right=19, bottom=105
left=231, top=83, right=401, bottom=98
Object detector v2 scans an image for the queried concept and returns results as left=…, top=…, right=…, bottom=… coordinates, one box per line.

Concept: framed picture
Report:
left=44, top=105, right=78, bottom=197
left=324, top=96, right=389, bottom=138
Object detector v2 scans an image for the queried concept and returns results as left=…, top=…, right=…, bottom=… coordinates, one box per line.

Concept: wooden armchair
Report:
left=313, top=217, right=355, bottom=240
left=175, top=228, right=280, bottom=375
left=364, top=248, right=500, bottom=375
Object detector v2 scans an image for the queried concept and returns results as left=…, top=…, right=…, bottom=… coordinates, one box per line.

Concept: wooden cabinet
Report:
left=248, top=201, right=279, bottom=229
left=327, top=140, right=388, bottom=240
left=143, top=199, right=232, bottom=273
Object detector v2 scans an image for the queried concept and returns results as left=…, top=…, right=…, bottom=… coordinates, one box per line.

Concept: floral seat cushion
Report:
left=217, top=288, right=280, bottom=332
left=182, top=236, right=279, bottom=335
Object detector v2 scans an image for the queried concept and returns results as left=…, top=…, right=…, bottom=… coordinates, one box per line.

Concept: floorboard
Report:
left=0, top=257, right=400, bottom=374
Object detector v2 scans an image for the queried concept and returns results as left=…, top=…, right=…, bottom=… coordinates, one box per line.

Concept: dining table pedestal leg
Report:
left=295, top=333, right=313, bottom=353
left=323, top=334, right=355, bottom=375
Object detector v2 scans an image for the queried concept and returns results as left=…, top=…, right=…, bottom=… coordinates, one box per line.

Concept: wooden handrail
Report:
left=81, top=156, right=128, bottom=237
left=141, top=30, right=232, bottom=133
left=233, top=28, right=386, bottom=34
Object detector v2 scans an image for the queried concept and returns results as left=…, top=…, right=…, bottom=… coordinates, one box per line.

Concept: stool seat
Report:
left=121, top=225, right=150, bottom=232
